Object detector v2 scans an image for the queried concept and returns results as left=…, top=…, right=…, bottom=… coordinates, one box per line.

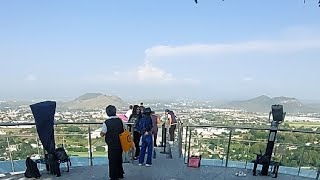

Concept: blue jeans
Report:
left=138, top=134, right=153, bottom=164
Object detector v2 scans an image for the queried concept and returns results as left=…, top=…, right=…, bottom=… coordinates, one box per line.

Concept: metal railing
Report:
left=0, top=122, right=134, bottom=174
left=2, top=122, right=320, bottom=179
left=182, top=125, right=320, bottom=179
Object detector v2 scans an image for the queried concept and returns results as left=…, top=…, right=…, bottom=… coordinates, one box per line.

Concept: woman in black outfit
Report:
left=129, top=105, right=142, bottom=160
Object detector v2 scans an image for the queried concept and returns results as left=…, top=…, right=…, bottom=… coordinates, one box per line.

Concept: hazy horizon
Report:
left=1, top=1, right=320, bottom=101
left=1, top=92, right=320, bottom=105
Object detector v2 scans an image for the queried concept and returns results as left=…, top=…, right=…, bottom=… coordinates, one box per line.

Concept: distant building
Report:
left=86, top=128, right=102, bottom=139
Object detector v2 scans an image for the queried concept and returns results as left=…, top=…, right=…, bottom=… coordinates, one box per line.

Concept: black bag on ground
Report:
left=24, top=157, right=41, bottom=178
left=55, top=147, right=69, bottom=161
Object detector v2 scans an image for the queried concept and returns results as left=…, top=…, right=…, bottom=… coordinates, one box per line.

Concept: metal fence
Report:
left=2, top=122, right=320, bottom=179
left=181, top=125, right=320, bottom=179
left=0, top=122, right=134, bottom=174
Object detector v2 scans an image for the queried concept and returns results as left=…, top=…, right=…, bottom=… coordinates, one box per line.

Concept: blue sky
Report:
left=0, top=0, right=320, bottom=101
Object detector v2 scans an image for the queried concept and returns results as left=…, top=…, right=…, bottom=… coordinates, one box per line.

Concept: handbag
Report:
left=188, top=155, right=201, bottom=168
left=119, top=130, right=134, bottom=152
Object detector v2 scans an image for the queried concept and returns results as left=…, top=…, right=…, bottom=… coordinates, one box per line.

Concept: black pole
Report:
left=160, top=127, right=168, bottom=154
left=225, top=129, right=232, bottom=167
left=88, top=125, right=93, bottom=166
left=184, top=126, right=189, bottom=163
left=187, top=128, right=192, bottom=165
left=261, top=128, right=278, bottom=175
left=164, top=127, right=167, bottom=148
left=261, top=105, right=285, bottom=176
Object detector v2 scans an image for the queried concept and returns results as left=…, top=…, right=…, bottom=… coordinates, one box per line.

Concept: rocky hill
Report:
left=220, top=95, right=319, bottom=113
left=63, top=93, right=126, bottom=110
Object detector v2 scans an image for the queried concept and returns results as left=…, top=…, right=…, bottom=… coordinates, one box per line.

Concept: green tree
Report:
left=96, top=146, right=105, bottom=152
left=64, top=126, right=81, bottom=132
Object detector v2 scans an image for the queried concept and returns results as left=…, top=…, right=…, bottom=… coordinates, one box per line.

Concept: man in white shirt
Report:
left=165, top=109, right=177, bottom=142
left=125, top=105, right=133, bottom=119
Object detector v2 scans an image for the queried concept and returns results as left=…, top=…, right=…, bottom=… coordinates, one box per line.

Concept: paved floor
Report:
left=2, top=163, right=312, bottom=180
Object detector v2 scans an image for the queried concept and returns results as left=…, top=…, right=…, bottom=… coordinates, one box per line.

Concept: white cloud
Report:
left=83, top=63, right=200, bottom=86
left=144, top=39, right=320, bottom=59
left=87, top=27, right=320, bottom=86
left=135, top=63, right=174, bottom=83
left=83, top=64, right=175, bottom=84
left=242, top=77, right=254, bottom=82
left=25, top=74, right=37, bottom=81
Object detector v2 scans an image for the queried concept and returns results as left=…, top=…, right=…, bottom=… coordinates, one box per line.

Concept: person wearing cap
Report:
left=137, top=107, right=154, bottom=166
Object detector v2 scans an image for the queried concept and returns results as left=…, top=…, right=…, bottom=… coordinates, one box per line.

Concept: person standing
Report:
left=151, top=111, right=160, bottom=147
left=125, top=105, right=133, bottom=119
left=165, top=109, right=177, bottom=142
left=101, top=105, right=124, bottom=180
left=128, top=105, right=142, bottom=160
left=140, top=105, right=145, bottom=116
left=138, top=107, right=154, bottom=166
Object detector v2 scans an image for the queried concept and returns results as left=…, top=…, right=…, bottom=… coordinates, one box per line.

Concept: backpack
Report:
left=55, top=147, right=72, bottom=172
left=55, top=147, right=69, bottom=161
left=168, top=111, right=177, bottom=124
left=24, top=157, right=41, bottom=178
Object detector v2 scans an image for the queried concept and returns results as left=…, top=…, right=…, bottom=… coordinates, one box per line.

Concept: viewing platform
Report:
left=1, top=122, right=319, bottom=179
left=1, top=146, right=312, bottom=180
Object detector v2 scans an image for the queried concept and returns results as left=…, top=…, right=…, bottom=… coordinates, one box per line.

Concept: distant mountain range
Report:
left=0, top=93, right=126, bottom=110
left=1, top=94, right=320, bottom=113
left=220, top=95, right=320, bottom=113
left=62, top=93, right=126, bottom=110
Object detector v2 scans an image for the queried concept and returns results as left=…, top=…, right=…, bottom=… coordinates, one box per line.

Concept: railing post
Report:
left=245, top=142, right=251, bottom=169
left=6, top=137, right=15, bottom=172
left=160, top=126, right=168, bottom=154
left=316, top=167, right=320, bottom=180
left=160, top=123, right=165, bottom=147
left=225, top=128, right=233, bottom=167
left=187, top=127, right=192, bottom=165
left=297, top=146, right=305, bottom=176
left=131, top=123, right=135, bottom=164
left=178, top=122, right=183, bottom=158
left=184, top=126, right=189, bottom=163
left=88, top=125, right=93, bottom=166
left=36, top=137, right=40, bottom=158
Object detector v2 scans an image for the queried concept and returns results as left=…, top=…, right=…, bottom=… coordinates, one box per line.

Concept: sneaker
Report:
left=238, top=172, right=246, bottom=177
left=235, top=171, right=246, bottom=177
left=138, top=163, right=143, bottom=166
left=146, top=164, right=152, bottom=167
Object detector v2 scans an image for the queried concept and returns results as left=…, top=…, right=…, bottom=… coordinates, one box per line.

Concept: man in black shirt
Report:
left=100, top=105, right=124, bottom=180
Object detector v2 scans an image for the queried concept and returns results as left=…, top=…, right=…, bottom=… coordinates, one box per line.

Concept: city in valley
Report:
left=1, top=94, right=320, bottom=173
